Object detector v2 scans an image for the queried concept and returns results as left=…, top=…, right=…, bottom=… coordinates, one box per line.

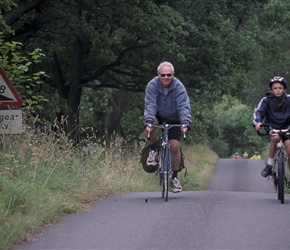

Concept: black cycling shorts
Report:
left=156, top=116, right=182, bottom=141
left=265, top=128, right=290, bottom=143
left=279, top=134, right=290, bottom=143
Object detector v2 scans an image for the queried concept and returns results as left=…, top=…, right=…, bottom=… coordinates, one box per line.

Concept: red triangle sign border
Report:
left=0, top=67, right=23, bottom=106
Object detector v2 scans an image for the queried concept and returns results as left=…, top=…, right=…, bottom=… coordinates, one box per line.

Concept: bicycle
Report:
left=147, top=123, right=186, bottom=201
left=258, top=124, right=290, bottom=204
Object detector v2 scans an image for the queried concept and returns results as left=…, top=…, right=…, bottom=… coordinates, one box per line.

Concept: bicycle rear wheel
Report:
left=277, top=153, right=285, bottom=204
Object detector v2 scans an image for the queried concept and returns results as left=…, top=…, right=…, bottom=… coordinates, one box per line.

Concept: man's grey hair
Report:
left=157, top=61, right=175, bottom=73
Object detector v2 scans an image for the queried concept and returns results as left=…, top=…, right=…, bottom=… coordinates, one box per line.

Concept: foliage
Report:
left=79, top=87, right=112, bottom=139
left=119, top=92, right=144, bottom=139
left=0, top=33, right=48, bottom=115
left=1, top=0, right=290, bottom=151
left=244, top=0, right=290, bottom=106
left=1, top=1, right=261, bottom=139
left=171, top=0, right=260, bottom=98
left=9, top=0, right=191, bottom=143
left=211, top=96, right=268, bottom=158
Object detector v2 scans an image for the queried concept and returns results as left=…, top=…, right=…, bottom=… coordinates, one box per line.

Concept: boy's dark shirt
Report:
left=253, top=92, right=290, bottom=129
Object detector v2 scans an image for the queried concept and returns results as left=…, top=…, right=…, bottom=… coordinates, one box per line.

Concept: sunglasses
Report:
left=160, top=73, right=173, bottom=77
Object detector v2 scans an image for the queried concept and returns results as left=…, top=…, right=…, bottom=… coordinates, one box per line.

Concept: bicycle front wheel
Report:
left=160, top=148, right=166, bottom=199
left=162, top=144, right=170, bottom=202
left=277, top=153, right=285, bottom=204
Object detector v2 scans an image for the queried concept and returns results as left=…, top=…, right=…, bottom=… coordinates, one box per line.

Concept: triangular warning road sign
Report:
left=0, top=67, right=23, bottom=106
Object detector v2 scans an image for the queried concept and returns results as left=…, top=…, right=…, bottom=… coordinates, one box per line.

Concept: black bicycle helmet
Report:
left=269, top=76, right=287, bottom=89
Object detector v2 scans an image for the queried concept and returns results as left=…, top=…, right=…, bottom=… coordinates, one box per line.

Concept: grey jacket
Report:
left=144, top=76, right=192, bottom=125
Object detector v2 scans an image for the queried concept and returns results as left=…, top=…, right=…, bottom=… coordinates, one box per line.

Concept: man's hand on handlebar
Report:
left=255, top=122, right=262, bottom=131
left=181, top=124, right=188, bottom=134
left=145, top=123, right=153, bottom=133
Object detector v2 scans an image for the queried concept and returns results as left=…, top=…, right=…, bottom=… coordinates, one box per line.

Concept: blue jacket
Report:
left=252, top=92, right=290, bottom=129
left=144, top=76, right=192, bottom=125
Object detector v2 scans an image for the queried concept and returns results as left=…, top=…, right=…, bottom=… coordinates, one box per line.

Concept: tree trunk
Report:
left=67, top=36, right=86, bottom=145
left=105, top=90, right=133, bottom=147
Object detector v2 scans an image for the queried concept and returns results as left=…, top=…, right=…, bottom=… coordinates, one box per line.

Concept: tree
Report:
left=2, top=0, right=288, bottom=152
left=243, top=0, right=290, bottom=106
left=211, top=96, right=267, bottom=157
left=2, top=0, right=190, bottom=145
left=0, top=33, right=48, bottom=116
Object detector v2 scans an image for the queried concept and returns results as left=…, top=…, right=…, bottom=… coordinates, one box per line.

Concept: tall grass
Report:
left=180, top=143, right=218, bottom=190
left=0, top=130, right=218, bottom=249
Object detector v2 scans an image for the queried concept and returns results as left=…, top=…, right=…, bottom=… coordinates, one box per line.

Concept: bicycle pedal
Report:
left=270, top=175, right=275, bottom=182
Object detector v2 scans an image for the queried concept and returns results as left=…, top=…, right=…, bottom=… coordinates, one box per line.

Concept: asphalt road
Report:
left=16, top=159, right=290, bottom=249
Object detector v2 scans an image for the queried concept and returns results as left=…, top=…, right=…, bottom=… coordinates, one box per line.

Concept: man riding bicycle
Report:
left=144, top=61, right=192, bottom=193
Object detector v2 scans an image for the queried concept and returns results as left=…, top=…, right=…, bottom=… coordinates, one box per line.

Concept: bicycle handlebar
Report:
left=257, top=123, right=290, bottom=137
left=147, top=123, right=186, bottom=141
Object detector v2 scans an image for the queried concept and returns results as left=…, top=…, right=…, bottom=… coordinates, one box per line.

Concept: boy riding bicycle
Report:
left=252, top=76, right=290, bottom=177
left=144, top=61, right=192, bottom=193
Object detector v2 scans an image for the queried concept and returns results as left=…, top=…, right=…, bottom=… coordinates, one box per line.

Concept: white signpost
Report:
left=0, top=110, right=23, bottom=134
left=0, top=68, right=23, bottom=135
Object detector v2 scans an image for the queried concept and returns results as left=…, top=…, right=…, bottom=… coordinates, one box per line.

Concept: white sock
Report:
left=267, top=158, right=274, bottom=166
